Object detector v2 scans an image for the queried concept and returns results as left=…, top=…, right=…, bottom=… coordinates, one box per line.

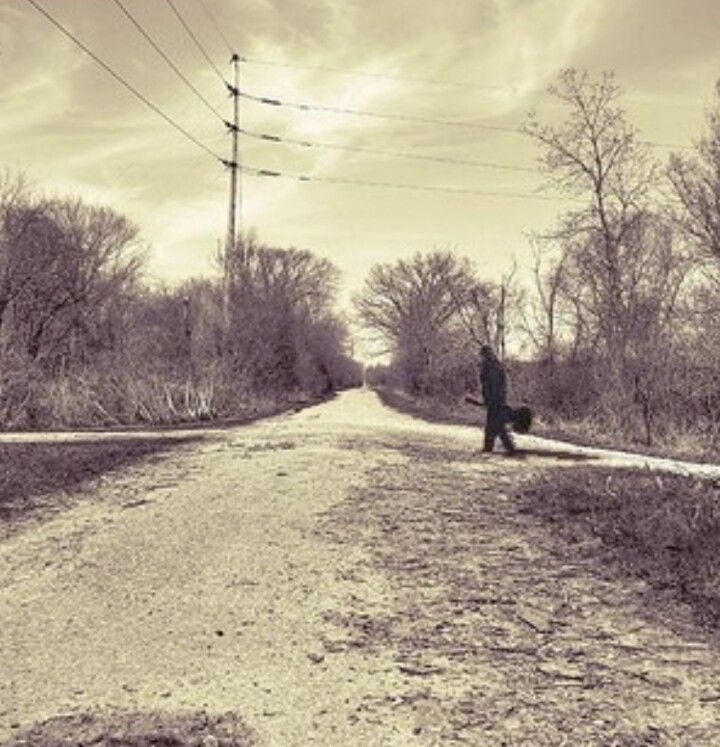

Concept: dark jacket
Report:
left=480, top=355, right=507, bottom=406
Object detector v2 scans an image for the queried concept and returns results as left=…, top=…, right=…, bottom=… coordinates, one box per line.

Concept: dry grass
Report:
left=0, top=361, right=330, bottom=430
left=520, top=467, right=720, bottom=633
left=535, top=417, right=719, bottom=465
left=0, top=437, right=198, bottom=529
left=376, top=386, right=720, bottom=465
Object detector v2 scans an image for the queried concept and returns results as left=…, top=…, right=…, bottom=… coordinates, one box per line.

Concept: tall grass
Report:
left=520, top=467, right=720, bottom=632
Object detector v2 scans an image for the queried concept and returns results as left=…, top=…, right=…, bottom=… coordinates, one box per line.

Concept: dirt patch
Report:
left=0, top=710, right=254, bottom=747
left=318, top=437, right=720, bottom=744
left=0, top=437, right=200, bottom=537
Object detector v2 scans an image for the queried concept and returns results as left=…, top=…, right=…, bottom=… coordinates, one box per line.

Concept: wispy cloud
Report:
left=1, top=0, right=717, bottom=299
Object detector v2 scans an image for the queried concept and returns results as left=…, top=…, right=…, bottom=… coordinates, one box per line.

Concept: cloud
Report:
left=1, top=0, right=717, bottom=305
left=571, top=0, right=720, bottom=94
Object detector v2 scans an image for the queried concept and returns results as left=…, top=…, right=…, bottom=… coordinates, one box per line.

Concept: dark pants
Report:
left=484, top=404, right=516, bottom=453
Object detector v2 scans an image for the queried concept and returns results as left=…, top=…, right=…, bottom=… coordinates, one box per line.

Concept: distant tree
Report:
left=226, top=239, right=345, bottom=392
left=450, top=279, right=502, bottom=351
left=0, top=172, right=36, bottom=334
left=518, top=242, right=570, bottom=364
left=354, top=251, right=477, bottom=393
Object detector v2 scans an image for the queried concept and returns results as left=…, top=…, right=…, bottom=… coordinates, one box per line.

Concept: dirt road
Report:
left=2, top=390, right=720, bottom=745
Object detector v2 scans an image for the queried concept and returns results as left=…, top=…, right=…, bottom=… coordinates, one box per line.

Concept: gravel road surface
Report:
left=2, top=389, right=720, bottom=745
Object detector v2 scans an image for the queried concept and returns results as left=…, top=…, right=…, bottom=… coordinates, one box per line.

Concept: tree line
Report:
left=357, top=70, right=720, bottom=450
left=0, top=176, right=360, bottom=428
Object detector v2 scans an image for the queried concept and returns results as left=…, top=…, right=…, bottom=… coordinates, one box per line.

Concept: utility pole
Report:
left=182, top=294, right=193, bottom=381
left=498, top=260, right=516, bottom=362
left=223, top=52, right=241, bottom=333
left=498, top=282, right=506, bottom=361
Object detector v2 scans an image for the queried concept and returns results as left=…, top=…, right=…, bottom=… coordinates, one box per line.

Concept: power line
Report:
left=640, top=139, right=689, bottom=149
left=194, top=0, right=234, bottom=56
left=239, top=90, right=519, bottom=134
left=239, top=55, right=704, bottom=113
left=164, top=0, right=227, bottom=85
left=238, top=126, right=538, bottom=174
left=239, top=55, right=530, bottom=94
left=21, top=0, right=550, bottom=203
left=111, top=0, right=224, bottom=122
left=242, top=164, right=576, bottom=202
left=237, top=89, right=688, bottom=148
left=20, top=0, right=690, bottom=210
left=25, top=0, right=223, bottom=162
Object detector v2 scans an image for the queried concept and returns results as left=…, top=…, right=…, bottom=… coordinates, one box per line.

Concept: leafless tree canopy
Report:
left=355, top=250, right=513, bottom=395
left=0, top=187, right=142, bottom=368
left=669, top=81, right=720, bottom=277
left=0, top=176, right=359, bottom=428
left=361, top=71, right=720, bottom=451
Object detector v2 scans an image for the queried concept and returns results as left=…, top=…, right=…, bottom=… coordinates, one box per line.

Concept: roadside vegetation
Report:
left=520, top=467, right=720, bottom=636
left=358, top=70, right=720, bottom=461
left=0, top=174, right=360, bottom=430
left=0, top=437, right=200, bottom=534
left=374, top=385, right=720, bottom=464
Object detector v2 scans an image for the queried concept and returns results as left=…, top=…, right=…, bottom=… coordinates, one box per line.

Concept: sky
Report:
left=1, top=0, right=719, bottom=355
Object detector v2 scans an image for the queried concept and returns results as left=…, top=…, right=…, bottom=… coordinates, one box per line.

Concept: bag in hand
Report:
left=464, top=395, right=534, bottom=434
left=508, top=405, right=533, bottom=434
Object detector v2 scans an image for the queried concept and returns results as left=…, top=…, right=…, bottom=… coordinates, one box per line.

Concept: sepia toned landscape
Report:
left=1, top=1, right=720, bottom=744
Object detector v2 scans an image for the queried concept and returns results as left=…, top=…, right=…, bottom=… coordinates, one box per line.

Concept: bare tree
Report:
left=0, top=172, right=33, bottom=333
left=669, top=81, right=720, bottom=279
left=355, top=251, right=477, bottom=393
left=519, top=241, right=570, bottom=364
left=524, top=69, right=659, bottom=371
left=225, top=239, right=346, bottom=392
left=523, top=70, right=695, bottom=441
left=450, top=280, right=499, bottom=349
left=0, top=191, right=143, bottom=367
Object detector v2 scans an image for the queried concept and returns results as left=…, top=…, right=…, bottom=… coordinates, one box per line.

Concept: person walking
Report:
left=479, top=344, right=516, bottom=454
